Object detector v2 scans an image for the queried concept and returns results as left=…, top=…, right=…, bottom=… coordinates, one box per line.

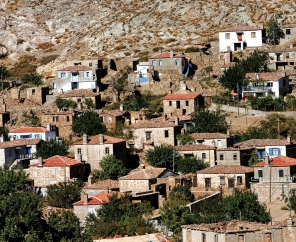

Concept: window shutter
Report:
left=278, top=148, right=281, bottom=155
left=268, top=148, right=273, bottom=156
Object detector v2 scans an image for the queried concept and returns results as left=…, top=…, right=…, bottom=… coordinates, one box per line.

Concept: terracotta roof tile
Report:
left=234, top=139, right=291, bottom=148
left=197, top=165, right=254, bottom=174
left=74, top=134, right=126, bottom=145
left=149, top=51, right=191, bottom=59
left=245, top=72, right=285, bottom=81
left=57, top=65, right=92, bottom=72
left=191, top=133, right=228, bottom=139
left=267, top=48, right=296, bottom=54
left=255, top=155, right=296, bottom=167
left=30, top=155, right=80, bottom=167
left=131, top=121, right=178, bottom=129
left=220, top=26, right=262, bottom=32
left=119, top=167, right=166, bottom=180
left=0, top=139, right=41, bottom=149
left=163, top=93, right=200, bottom=100
left=59, top=89, right=100, bottom=98
left=175, top=144, right=216, bottom=151
left=101, top=109, right=126, bottom=117
left=9, top=127, right=48, bottom=133
left=83, top=179, right=119, bottom=189
left=167, top=115, right=191, bottom=122
left=282, top=24, right=296, bottom=28
left=73, top=192, right=124, bottom=205
left=217, top=147, right=252, bottom=151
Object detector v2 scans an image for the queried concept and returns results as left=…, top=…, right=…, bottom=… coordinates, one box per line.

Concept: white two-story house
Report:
left=54, top=65, right=97, bottom=92
left=219, top=26, right=263, bottom=52
left=8, top=126, right=56, bottom=141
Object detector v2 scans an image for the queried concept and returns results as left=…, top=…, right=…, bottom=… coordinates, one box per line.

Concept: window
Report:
left=225, top=33, right=230, bottom=39
left=35, top=134, right=41, bottom=139
left=77, top=148, right=81, bottom=155
left=186, top=101, right=189, bottom=106
left=176, top=101, right=180, bottom=109
left=217, top=140, right=222, bottom=147
left=66, top=116, right=70, bottom=122
left=220, top=176, right=225, bottom=185
left=251, top=32, right=256, bottom=38
left=270, top=148, right=280, bottom=156
left=182, top=109, right=186, bottom=115
left=237, top=176, right=242, bottom=184
left=175, top=59, right=179, bottom=65
left=220, top=154, right=224, bottom=160
left=9, top=149, right=11, bottom=157
left=77, top=98, right=81, bottom=103
left=169, top=101, right=172, bottom=106
left=286, top=29, right=291, bottom=35
left=89, top=62, right=92, bottom=67
left=164, top=130, right=169, bottom=138
left=105, top=147, right=109, bottom=155
left=202, top=153, right=206, bottom=159
left=52, top=116, right=59, bottom=122
left=286, top=53, right=290, bottom=59
left=159, top=60, right=163, bottom=66
left=145, top=132, right=151, bottom=141
left=60, top=72, right=66, bottom=78
left=202, top=233, right=206, bottom=242
left=279, top=169, right=284, bottom=177
left=99, top=116, right=103, bottom=122
left=258, top=170, right=263, bottom=178
left=233, top=154, right=237, bottom=160
left=264, top=233, right=272, bottom=242
left=86, top=71, right=90, bottom=77
left=238, top=235, right=244, bottom=242
left=32, top=89, right=35, bottom=95
left=152, top=60, right=156, bottom=66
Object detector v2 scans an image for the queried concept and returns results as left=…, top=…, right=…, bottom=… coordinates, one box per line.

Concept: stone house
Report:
left=0, top=138, right=41, bottom=168
left=130, top=120, right=180, bottom=149
left=182, top=220, right=286, bottom=242
left=0, top=99, right=10, bottom=127
left=175, top=144, right=216, bottom=167
left=8, top=125, right=56, bottom=141
left=280, top=24, right=296, bottom=45
left=26, top=86, right=50, bottom=105
left=82, top=178, right=119, bottom=196
left=73, top=192, right=124, bottom=222
left=98, top=108, right=130, bottom=130
left=219, top=25, right=263, bottom=52
left=268, top=46, right=296, bottom=71
left=149, top=51, right=193, bottom=78
left=190, top=132, right=232, bottom=148
left=196, top=165, right=254, bottom=191
left=41, top=111, right=74, bottom=140
left=234, top=138, right=296, bottom=160
left=29, top=156, right=87, bottom=190
left=54, top=65, right=97, bottom=92
left=58, top=89, right=101, bottom=110
left=216, top=147, right=253, bottom=166
left=128, top=62, right=150, bottom=86
left=163, top=93, right=204, bottom=116
left=73, top=134, right=127, bottom=171
left=243, top=72, right=290, bottom=99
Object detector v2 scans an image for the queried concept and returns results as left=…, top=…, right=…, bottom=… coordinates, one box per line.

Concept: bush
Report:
left=22, top=73, right=43, bottom=86
left=185, top=47, right=201, bottom=53
left=55, top=98, right=77, bottom=109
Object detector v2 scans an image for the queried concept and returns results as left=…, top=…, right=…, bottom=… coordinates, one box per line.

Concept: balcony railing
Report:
left=19, top=154, right=34, bottom=160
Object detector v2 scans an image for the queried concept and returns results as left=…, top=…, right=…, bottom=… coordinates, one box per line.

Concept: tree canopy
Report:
left=72, top=111, right=106, bottom=136
left=22, top=73, right=43, bottom=86
left=177, top=156, right=209, bottom=174
left=55, top=98, right=77, bottom=110
left=35, top=138, right=69, bottom=159
left=95, top=155, right=127, bottom=180
left=176, top=132, right=194, bottom=145
left=190, top=108, right=229, bottom=133
left=266, top=14, right=285, bottom=45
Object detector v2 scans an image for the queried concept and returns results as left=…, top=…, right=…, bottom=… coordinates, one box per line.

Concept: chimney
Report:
left=83, top=134, right=88, bottom=145
left=282, top=71, right=286, bottom=77
left=99, top=134, right=104, bottom=145
left=264, top=154, right=270, bottom=166
left=175, top=116, right=179, bottom=125
left=96, top=86, right=100, bottom=92
left=140, top=164, right=145, bottom=169
left=287, top=135, right=292, bottom=144
left=77, top=154, right=82, bottom=163
left=47, top=123, right=51, bottom=131
left=120, top=104, right=124, bottom=111
left=80, top=191, right=88, bottom=205
left=38, top=157, right=43, bottom=167
left=170, top=50, right=173, bottom=58
left=227, top=129, right=230, bottom=136
left=88, top=175, right=93, bottom=185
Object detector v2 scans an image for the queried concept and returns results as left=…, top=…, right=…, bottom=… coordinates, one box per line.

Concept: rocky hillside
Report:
left=1, top=0, right=296, bottom=77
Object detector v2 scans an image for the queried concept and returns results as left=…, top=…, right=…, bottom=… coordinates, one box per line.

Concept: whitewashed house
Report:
left=54, top=65, right=97, bottom=92
left=219, top=26, right=263, bottom=52
left=128, top=62, right=150, bottom=86
left=8, top=125, right=56, bottom=141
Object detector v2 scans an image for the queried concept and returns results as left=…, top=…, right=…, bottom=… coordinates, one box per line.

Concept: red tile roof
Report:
left=197, top=165, right=254, bottom=174
left=282, top=24, right=296, bottom=28
left=119, top=167, right=166, bottom=180
left=73, top=192, right=124, bottom=205
left=234, top=139, right=291, bottom=148
left=30, top=155, right=80, bottom=167
left=57, top=65, right=92, bottom=72
left=245, top=72, right=285, bottom=81
left=163, top=93, right=200, bottom=100
left=83, top=179, right=119, bottom=189
left=59, top=89, right=100, bottom=98
left=220, top=26, right=262, bottom=32
left=131, top=121, right=178, bottom=129
left=74, top=134, right=126, bottom=145
left=9, top=127, right=48, bottom=133
left=255, top=155, right=296, bottom=167
left=0, top=139, right=41, bottom=149
left=175, top=144, right=216, bottom=151
left=101, top=109, right=126, bottom=117
left=167, top=115, right=191, bottom=122
left=191, top=133, right=228, bottom=139
left=149, top=51, right=191, bottom=59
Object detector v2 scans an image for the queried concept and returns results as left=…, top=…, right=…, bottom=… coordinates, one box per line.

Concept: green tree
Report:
left=0, top=65, right=9, bottom=91
left=285, top=188, right=296, bottom=213
left=190, top=108, right=229, bottom=133
left=145, top=145, right=178, bottom=170
left=55, top=98, right=77, bottom=109
left=84, top=98, right=95, bottom=109
left=113, top=66, right=131, bottom=101
left=96, top=155, right=127, bottom=180
left=72, top=111, right=106, bottom=136
left=84, top=194, right=154, bottom=239
left=238, top=126, right=273, bottom=142
left=35, top=139, right=69, bottom=159
left=107, top=121, right=133, bottom=140
left=22, top=73, right=43, bottom=86
left=22, top=111, right=40, bottom=126
left=176, top=132, right=194, bottom=145
left=46, top=180, right=83, bottom=209
left=248, top=150, right=259, bottom=167
left=266, top=15, right=285, bottom=45
left=178, top=156, right=209, bottom=174
left=169, top=185, right=195, bottom=202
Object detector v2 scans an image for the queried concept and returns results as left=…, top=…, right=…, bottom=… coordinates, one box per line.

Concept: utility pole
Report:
left=277, top=118, right=280, bottom=139
left=287, top=174, right=292, bottom=219
left=269, top=154, right=272, bottom=202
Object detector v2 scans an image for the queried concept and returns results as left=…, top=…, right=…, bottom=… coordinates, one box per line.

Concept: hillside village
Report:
left=4, top=1, right=296, bottom=242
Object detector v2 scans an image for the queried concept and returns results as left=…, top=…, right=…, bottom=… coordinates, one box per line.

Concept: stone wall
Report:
left=119, top=179, right=150, bottom=193
left=186, top=192, right=220, bottom=213
left=163, top=98, right=196, bottom=116
left=178, top=149, right=216, bottom=167
left=26, top=86, right=49, bottom=105
left=73, top=204, right=101, bottom=222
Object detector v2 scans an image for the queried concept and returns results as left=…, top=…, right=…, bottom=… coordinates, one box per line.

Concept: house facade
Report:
left=73, top=134, right=127, bottom=171
left=163, top=93, right=204, bottom=116
left=190, top=132, right=232, bottom=148
left=98, top=109, right=130, bottom=130
left=8, top=126, right=56, bottom=141
left=216, top=147, right=253, bottom=166
left=196, top=165, right=254, bottom=191
left=54, top=65, right=97, bottom=92
left=82, top=178, right=119, bottom=196
left=128, top=62, right=150, bottom=86
left=219, top=26, right=263, bottom=52
left=280, top=24, right=296, bottom=45
left=243, top=72, right=290, bottom=99
left=268, top=46, right=296, bottom=71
